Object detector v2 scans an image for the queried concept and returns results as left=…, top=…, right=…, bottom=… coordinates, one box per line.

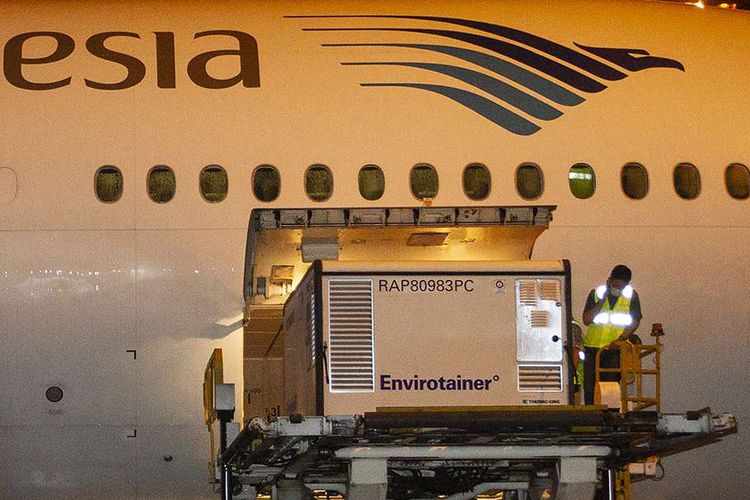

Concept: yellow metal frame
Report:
left=595, top=338, right=662, bottom=413
left=203, top=348, right=224, bottom=486
left=615, top=467, right=632, bottom=500
left=595, top=339, right=663, bottom=500
left=203, top=348, right=224, bottom=426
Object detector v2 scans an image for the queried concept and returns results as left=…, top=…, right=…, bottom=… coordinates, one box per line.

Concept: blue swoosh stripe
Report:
left=360, top=83, right=541, bottom=136
left=344, top=62, right=561, bottom=121
left=303, top=28, right=607, bottom=93
left=325, top=43, right=584, bottom=107
left=291, top=15, right=626, bottom=81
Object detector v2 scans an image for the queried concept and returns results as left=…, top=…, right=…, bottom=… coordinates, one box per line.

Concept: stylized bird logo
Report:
left=287, top=15, right=685, bottom=136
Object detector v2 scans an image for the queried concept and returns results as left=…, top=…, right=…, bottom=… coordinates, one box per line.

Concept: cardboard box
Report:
left=243, top=304, right=284, bottom=358
left=243, top=303, right=285, bottom=422
left=243, top=357, right=284, bottom=422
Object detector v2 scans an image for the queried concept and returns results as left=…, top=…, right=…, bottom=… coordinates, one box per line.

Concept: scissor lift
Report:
left=205, top=332, right=737, bottom=500
left=214, top=408, right=735, bottom=500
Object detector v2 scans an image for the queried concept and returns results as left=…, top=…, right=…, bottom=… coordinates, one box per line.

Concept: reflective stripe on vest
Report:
left=584, top=285, right=634, bottom=348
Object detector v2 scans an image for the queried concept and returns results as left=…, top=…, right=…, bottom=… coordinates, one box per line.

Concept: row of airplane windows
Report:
left=93, top=162, right=750, bottom=204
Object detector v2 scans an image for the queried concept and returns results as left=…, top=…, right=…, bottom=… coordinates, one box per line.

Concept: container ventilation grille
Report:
left=518, top=281, right=537, bottom=305
left=517, top=365, right=563, bottom=392
left=309, top=286, right=317, bottom=365
left=540, top=281, right=561, bottom=302
left=327, top=279, right=375, bottom=393
left=529, top=310, right=549, bottom=328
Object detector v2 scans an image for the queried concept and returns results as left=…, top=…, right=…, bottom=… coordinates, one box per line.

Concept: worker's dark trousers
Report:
left=583, top=346, right=620, bottom=405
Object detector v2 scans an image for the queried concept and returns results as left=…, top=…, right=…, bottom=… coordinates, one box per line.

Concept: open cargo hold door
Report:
left=241, top=206, right=555, bottom=421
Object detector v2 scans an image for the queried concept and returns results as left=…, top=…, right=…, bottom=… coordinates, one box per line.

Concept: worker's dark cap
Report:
left=610, top=264, right=632, bottom=282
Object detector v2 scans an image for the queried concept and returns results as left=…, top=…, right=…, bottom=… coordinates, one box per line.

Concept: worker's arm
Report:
left=606, top=320, right=641, bottom=349
left=621, top=319, right=641, bottom=338
left=582, top=291, right=606, bottom=326
left=608, top=291, right=642, bottom=346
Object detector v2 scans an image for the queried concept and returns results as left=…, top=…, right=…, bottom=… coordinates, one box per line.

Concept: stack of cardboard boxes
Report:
left=242, top=303, right=284, bottom=423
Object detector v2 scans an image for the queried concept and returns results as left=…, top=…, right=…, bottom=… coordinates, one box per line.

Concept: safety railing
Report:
left=595, top=323, right=664, bottom=413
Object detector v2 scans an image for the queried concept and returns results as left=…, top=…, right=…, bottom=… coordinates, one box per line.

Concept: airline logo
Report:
left=289, top=15, right=685, bottom=136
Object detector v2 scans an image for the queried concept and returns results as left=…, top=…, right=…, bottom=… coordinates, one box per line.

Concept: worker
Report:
left=581, top=265, right=642, bottom=405
left=570, top=320, right=585, bottom=403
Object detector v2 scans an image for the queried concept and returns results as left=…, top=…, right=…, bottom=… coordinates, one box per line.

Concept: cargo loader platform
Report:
left=218, top=407, right=737, bottom=500
left=210, top=207, right=739, bottom=499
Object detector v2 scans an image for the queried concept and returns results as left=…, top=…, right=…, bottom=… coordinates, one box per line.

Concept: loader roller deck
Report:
left=218, top=407, right=736, bottom=499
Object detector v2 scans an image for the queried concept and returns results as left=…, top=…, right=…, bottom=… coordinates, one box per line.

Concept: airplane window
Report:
left=673, top=163, right=701, bottom=200
left=305, top=164, right=333, bottom=202
left=147, top=165, right=175, bottom=203
left=410, top=163, right=438, bottom=200
left=621, top=163, right=649, bottom=200
left=95, top=165, right=123, bottom=203
left=725, top=163, right=749, bottom=200
left=199, top=165, right=227, bottom=203
left=358, top=164, right=385, bottom=201
left=463, top=163, right=491, bottom=201
left=568, top=163, right=596, bottom=199
left=252, top=165, right=280, bottom=202
left=516, top=163, right=544, bottom=200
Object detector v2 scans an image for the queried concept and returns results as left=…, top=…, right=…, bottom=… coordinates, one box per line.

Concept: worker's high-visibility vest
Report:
left=583, top=284, right=635, bottom=348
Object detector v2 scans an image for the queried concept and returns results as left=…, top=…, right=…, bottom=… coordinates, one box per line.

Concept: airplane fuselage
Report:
left=0, top=1, right=748, bottom=498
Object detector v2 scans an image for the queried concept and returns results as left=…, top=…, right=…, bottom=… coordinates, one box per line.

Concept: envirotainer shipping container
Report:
left=282, top=260, right=572, bottom=416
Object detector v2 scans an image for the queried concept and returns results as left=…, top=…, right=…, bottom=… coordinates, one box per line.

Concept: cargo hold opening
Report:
left=240, top=206, right=556, bottom=422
